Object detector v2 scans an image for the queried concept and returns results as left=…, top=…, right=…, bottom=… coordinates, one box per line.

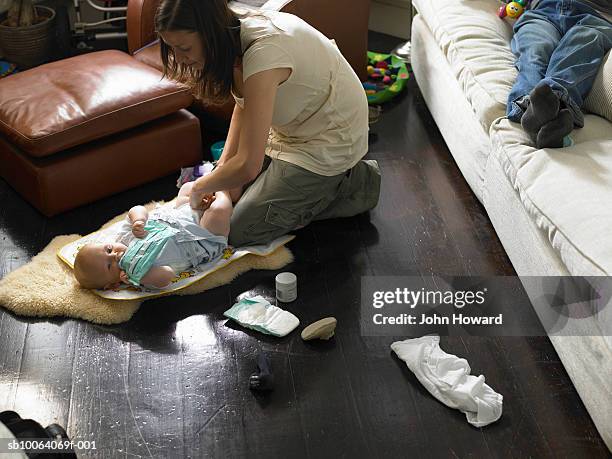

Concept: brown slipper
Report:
left=301, top=317, right=337, bottom=341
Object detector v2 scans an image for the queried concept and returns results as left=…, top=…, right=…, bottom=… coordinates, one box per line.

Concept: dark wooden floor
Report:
left=0, top=33, right=609, bottom=458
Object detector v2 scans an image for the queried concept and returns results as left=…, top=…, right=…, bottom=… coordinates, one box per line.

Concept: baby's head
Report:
left=74, top=242, right=128, bottom=289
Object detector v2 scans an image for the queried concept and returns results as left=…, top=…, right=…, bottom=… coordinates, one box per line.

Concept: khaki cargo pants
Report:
left=229, top=157, right=381, bottom=246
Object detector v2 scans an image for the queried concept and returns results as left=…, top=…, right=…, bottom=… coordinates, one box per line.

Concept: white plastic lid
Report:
left=275, top=272, right=297, bottom=285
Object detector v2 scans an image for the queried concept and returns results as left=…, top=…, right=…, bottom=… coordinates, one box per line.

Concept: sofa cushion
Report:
left=584, top=50, right=612, bottom=123
left=412, top=0, right=517, bottom=130
left=134, top=41, right=235, bottom=126
left=0, top=50, right=193, bottom=158
left=490, top=116, right=612, bottom=275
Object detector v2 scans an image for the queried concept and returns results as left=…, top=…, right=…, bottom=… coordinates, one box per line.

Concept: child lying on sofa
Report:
left=74, top=182, right=232, bottom=290
left=506, top=0, right=612, bottom=148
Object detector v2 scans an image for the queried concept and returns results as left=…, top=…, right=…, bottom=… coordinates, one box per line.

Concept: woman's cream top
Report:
left=232, top=11, right=369, bottom=176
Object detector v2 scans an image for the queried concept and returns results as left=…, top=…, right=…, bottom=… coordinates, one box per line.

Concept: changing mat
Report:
left=57, top=203, right=294, bottom=300
left=0, top=202, right=294, bottom=324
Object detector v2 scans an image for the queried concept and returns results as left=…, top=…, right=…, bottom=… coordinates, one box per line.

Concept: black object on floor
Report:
left=0, top=410, right=77, bottom=458
left=249, top=352, right=275, bottom=392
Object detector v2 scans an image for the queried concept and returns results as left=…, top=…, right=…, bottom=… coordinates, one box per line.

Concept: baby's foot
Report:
left=536, top=109, right=573, bottom=149
left=249, top=353, right=274, bottom=392
left=521, top=84, right=560, bottom=142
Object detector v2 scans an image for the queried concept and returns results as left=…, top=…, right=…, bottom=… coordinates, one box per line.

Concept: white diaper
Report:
left=224, top=295, right=299, bottom=337
left=391, top=335, right=503, bottom=427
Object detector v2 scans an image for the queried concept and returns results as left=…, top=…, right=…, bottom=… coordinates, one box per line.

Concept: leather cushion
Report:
left=0, top=50, right=193, bottom=158
left=134, top=42, right=235, bottom=124
left=0, top=109, right=202, bottom=216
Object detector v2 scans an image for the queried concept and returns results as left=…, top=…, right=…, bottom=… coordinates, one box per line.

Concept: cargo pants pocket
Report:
left=263, top=203, right=303, bottom=230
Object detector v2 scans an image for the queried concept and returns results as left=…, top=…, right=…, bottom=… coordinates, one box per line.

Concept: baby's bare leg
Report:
left=175, top=182, right=195, bottom=207
left=229, top=186, right=243, bottom=204
left=199, top=191, right=233, bottom=238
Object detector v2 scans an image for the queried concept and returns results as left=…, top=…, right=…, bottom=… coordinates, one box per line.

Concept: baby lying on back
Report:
left=74, top=183, right=232, bottom=290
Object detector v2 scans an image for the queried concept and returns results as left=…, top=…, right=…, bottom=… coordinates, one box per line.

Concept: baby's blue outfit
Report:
left=506, top=0, right=612, bottom=126
left=116, top=204, right=227, bottom=287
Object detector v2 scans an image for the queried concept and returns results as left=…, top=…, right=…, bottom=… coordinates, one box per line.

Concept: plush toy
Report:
left=498, top=0, right=529, bottom=20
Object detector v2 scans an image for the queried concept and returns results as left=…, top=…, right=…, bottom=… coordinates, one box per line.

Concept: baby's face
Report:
left=77, top=242, right=128, bottom=289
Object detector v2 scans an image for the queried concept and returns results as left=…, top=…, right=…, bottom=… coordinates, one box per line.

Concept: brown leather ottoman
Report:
left=0, top=50, right=202, bottom=216
left=134, top=41, right=235, bottom=134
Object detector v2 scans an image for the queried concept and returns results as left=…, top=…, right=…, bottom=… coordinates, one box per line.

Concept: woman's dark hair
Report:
left=155, top=0, right=242, bottom=104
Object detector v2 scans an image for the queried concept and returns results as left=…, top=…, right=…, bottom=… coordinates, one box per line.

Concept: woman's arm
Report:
left=216, top=103, right=243, bottom=167
left=190, top=68, right=288, bottom=209
left=216, top=104, right=245, bottom=202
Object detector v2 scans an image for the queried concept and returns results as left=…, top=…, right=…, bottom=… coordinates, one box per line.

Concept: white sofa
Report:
left=411, top=0, right=612, bottom=449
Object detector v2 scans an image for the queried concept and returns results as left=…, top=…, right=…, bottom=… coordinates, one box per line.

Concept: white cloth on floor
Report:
left=391, top=335, right=503, bottom=427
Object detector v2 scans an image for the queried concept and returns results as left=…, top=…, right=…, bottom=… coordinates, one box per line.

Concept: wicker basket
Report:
left=0, top=5, right=56, bottom=69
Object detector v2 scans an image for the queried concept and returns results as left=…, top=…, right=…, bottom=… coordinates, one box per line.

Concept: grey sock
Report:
left=536, top=109, right=573, bottom=149
left=521, top=84, right=560, bottom=142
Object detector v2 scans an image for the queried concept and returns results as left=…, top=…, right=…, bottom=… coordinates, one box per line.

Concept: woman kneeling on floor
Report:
left=155, top=0, right=381, bottom=247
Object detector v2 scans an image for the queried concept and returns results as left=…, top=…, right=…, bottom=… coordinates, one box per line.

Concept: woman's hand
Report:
left=201, top=193, right=216, bottom=211
left=190, top=186, right=206, bottom=212
left=190, top=187, right=217, bottom=212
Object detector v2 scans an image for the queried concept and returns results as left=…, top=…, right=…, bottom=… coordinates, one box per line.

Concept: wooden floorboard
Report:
left=0, top=32, right=608, bottom=458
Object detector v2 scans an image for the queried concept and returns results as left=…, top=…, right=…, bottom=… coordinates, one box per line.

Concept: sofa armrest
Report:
left=127, top=0, right=161, bottom=55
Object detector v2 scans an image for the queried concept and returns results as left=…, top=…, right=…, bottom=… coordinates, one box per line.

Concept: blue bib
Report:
left=118, top=220, right=179, bottom=286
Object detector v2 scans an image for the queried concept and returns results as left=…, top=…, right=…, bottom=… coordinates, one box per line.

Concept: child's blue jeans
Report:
left=506, top=0, right=612, bottom=127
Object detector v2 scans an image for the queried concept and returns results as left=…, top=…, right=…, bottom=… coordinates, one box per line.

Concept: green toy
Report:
left=362, top=52, right=409, bottom=105
left=210, top=141, right=225, bottom=161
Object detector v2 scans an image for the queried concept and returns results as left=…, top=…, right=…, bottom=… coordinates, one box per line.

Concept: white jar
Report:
left=275, top=272, right=297, bottom=302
